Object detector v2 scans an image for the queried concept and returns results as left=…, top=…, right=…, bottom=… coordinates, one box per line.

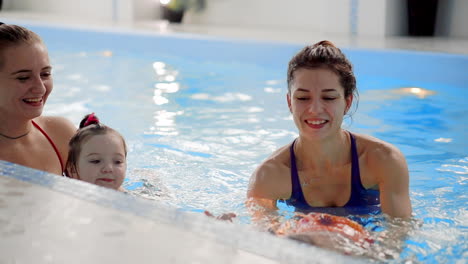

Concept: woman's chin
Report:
left=301, top=128, right=329, bottom=139
left=20, top=109, right=43, bottom=120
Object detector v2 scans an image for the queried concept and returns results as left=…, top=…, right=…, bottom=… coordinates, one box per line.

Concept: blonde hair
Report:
left=0, top=23, right=44, bottom=69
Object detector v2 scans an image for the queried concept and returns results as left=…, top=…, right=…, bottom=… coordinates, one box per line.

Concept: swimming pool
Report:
left=9, top=20, right=468, bottom=263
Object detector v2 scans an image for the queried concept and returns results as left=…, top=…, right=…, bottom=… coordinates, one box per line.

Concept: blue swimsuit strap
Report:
left=346, top=132, right=364, bottom=206
left=289, top=139, right=304, bottom=204
left=288, top=132, right=365, bottom=207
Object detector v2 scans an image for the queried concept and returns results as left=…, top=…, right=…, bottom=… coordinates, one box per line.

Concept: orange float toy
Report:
left=275, top=212, right=374, bottom=245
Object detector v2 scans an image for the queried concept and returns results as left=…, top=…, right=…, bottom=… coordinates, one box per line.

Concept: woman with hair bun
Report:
left=247, top=40, right=412, bottom=222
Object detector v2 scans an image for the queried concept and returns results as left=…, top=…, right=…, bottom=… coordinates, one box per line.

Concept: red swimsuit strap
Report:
left=31, top=120, right=65, bottom=173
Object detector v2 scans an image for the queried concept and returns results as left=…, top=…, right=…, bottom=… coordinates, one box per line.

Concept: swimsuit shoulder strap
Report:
left=346, top=132, right=365, bottom=206
left=32, top=120, right=64, bottom=173
left=346, top=131, right=381, bottom=207
left=288, top=139, right=307, bottom=204
left=349, top=132, right=363, bottom=188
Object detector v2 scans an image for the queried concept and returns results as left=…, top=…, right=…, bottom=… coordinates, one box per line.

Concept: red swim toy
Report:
left=275, top=213, right=374, bottom=245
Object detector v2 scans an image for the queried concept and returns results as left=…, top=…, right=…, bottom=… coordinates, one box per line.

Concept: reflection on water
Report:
left=361, top=87, right=436, bottom=101
left=191, top=92, right=252, bottom=102
left=391, top=87, right=436, bottom=99
left=46, top=49, right=467, bottom=263
left=102, top=50, right=113, bottom=57
left=434, top=137, right=452, bottom=143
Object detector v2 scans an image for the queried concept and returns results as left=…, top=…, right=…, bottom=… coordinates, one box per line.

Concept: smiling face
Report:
left=287, top=68, right=352, bottom=140
left=0, top=42, right=52, bottom=120
left=72, top=133, right=127, bottom=190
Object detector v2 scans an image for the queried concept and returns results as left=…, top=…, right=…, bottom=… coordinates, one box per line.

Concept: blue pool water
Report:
left=10, top=21, right=468, bottom=262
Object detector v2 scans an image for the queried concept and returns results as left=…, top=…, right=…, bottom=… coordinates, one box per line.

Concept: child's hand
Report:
left=204, top=210, right=236, bottom=222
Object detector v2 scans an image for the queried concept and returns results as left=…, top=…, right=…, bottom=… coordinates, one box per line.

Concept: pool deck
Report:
left=0, top=161, right=364, bottom=264
left=1, top=10, right=467, bottom=55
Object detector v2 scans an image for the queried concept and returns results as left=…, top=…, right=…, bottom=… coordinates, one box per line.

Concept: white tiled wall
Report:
left=436, top=0, right=468, bottom=37
left=2, top=0, right=159, bottom=25
left=2, top=0, right=467, bottom=37
left=183, top=0, right=411, bottom=36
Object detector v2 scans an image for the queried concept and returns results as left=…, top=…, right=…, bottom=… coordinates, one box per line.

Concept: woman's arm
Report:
left=369, top=143, right=412, bottom=218
left=245, top=197, right=279, bottom=229
left=246, top=160, right=291, bottom=231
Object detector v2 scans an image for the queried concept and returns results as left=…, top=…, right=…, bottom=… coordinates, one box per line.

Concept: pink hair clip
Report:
left=83, top=113, right=100, bottom=127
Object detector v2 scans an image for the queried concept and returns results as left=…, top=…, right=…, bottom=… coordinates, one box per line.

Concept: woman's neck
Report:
left=294, top=130, right=350, bottom=170
left=0, top=116, right=33, bottom=140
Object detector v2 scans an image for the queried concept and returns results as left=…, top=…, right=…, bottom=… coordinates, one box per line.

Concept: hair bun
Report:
left=79, top=113, right=100, bottom=128
left=313, top=40, right=336, bottom=48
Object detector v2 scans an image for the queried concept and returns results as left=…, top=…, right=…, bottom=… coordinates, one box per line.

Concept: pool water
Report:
left=22, top=23, right=468, bottom=263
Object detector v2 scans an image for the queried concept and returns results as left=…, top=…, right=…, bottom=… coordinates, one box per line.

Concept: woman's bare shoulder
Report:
left=255, top=143, right=291, bottom=175
left=34, top=116, right=76, bottom=136
left=352, top=132, right=407, bottom=170
left=353, top=132, right=402, bottom=154
left=248, top=143, right=292, bottom=199
left=33, top=116, right=77, bottom=158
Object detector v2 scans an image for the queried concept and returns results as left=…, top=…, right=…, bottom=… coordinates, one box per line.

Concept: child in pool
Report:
left=65, top=113, right=127, bottom=191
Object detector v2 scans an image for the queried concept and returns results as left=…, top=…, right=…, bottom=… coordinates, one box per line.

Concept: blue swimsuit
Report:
left=280, top=132, right=381, bottom=216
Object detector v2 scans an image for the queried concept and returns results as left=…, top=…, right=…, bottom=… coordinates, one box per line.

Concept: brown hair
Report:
left=287, top=40, right=357, bottom=102
left=65, top=113, right=127, bottom=178
left=0, top=23, right=44, bottom=68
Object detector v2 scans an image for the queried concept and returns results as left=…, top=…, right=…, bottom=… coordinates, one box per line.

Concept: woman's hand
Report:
left=204, top=210, right=236, bottom=222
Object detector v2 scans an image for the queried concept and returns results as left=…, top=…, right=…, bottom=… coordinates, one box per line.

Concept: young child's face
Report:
left=75, top=133, right=126, bottom=190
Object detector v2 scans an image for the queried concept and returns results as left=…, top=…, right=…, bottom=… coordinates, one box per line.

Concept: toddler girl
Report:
left=66, top=113, right=127, bottom=191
